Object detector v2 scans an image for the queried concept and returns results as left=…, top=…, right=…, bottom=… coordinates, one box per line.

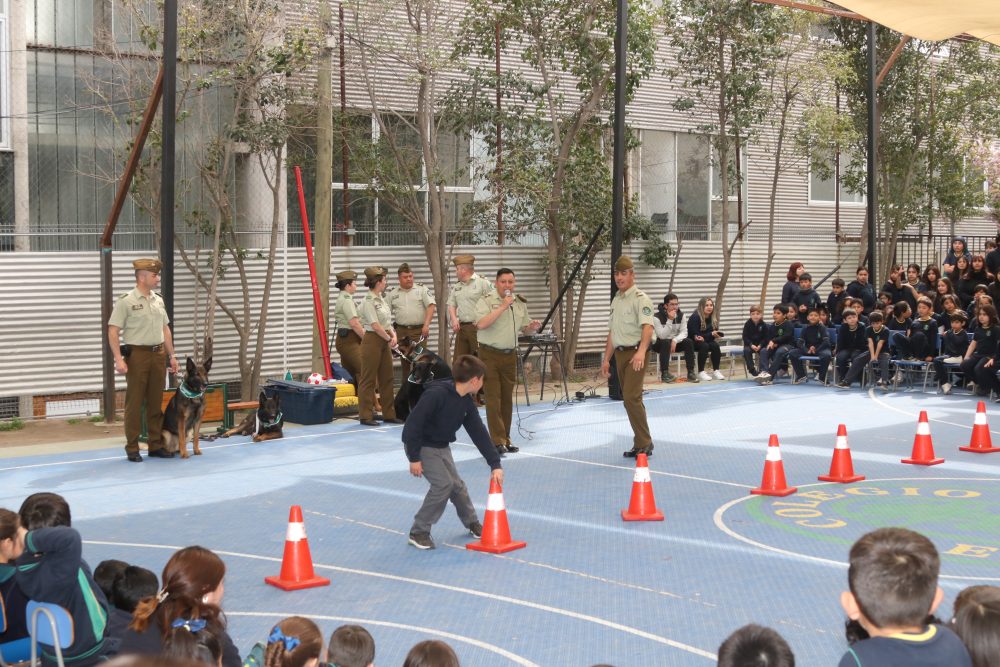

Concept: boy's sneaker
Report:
left=967, top=382, right=976, bottom=393
left=877, top=380, right=889, bottom=391
left=941, top=382, right=952, bottom=395
left=687, top=371, right=699, bottom=383
left=661, top=371, right=676, bottom=383
left=775, top=369, right=788, bottom=379
left=698, top=370, right=713, bottom=382
left=408, top=532, right=435, bottom=550
left=711, top=369, right=726, bottom=381
left=836, top=381, right=850, bottom=389
left=759, top=377, right=773, bottom=386
left=467, top=522, right=483, bottom=539
left=792, top=376, right=807, bottom=385
left=754, top=371, right=772, bottom=385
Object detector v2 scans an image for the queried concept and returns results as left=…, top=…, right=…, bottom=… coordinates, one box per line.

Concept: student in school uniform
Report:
left=960, top=304, right=1000, bottom=397
left=741, top=305, right=769, bottom=378
left=895, top=297, right=939, bottom=362
left=789, top=308, right=831, bottom=384
left=755, top=304, right=795, bottom=386
left=886, top=301, right=913, bottom=358
left=827, top=278, right=847, bottom=324
left=936, top=312, right=970, bottom=395
left=792, top=273, right=822, bottom=325
left=835, top=308, right=868, bottom=387
left=840, top=311, right=891, bottom=390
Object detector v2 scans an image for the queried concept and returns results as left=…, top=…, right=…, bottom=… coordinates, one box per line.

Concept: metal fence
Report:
left=892, top=233, right=998, bottom=271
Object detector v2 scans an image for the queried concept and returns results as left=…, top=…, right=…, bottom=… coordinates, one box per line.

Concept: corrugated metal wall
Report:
left=0, top=238, right=859, bottom=398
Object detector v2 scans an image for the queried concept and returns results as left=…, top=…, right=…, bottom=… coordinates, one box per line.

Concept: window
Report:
left=639, top=130, right=746, bottom=242
left=809, top=153, right=865, bottom=205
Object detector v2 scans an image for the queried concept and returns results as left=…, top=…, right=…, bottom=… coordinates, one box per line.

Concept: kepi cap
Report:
left=364, top=266, right=387, bottom=280
left=452, top=254, right=475, bottom=267
left=133, top=258, right=163, bottom=273
left=614, top=255, right=634, bottom=272
left=397, top=262, right=412, bottom=274
left=335, top=270, right=357, bottom=282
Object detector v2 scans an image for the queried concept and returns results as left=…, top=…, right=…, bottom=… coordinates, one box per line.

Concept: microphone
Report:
left=504, top=290, right=512, bottom=298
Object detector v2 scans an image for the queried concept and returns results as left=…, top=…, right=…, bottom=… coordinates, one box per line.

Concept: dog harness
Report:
left=255, top=411, right=284, bottom=435
left=178, top=383, right=205, bottom=399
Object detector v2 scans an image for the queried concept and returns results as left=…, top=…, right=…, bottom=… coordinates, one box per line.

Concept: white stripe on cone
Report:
left=835, top=436, right=848, bottom=450
left=486, top=492, right=505, bottom=511
left=917, top=422, right=930, bottom=435
left=285, top=522, right=307, bottom=542
left=975, top=411, right=987, bottom=425
left=633, top=466, right=651, bottom=483
left=765, top=446, right=782, bottom=462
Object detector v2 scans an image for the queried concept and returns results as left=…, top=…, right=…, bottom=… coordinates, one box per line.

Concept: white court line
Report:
left=304, top=509, right=715, bottom=607
left=229, top=611, right=539, bottom=666
left=712, top=477, right=1000, bottom=582
left=454, top=442, right=754, bottom=489
left=83, top=540, right=717, bottom=661
left=867, top=387, right=1000, bottom=435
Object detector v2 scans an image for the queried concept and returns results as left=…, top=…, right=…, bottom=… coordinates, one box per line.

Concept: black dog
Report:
left=393, top=338, right=451, bottom=421
left=222, top=390, right=284, bottom=442
left=162, top=356, right=212, bottom=458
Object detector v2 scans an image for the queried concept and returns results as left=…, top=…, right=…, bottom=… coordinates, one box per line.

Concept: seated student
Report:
left=842, top=298, right=869, bottom=327
left=839, top=311, right=891, bottom=390
left=403, top=640, right=460, bottom=667
left=835, top=308, right=868, bottom=388
left=877, top=291, right=894, bottom=319
left=935, top=294, right=965, bottom=330
left=847, top=266, right=877, bottom=315
left=741, top=305, right=769, bottom=378
left=242, top=616, right=322, bottom=667
left=817, top=304, right=832, bottom=327
left=12, top=522, right=109, bottom=667
left=895, top=297, right=939, bottom=362
left=950, top=585, right=1000, bottom=667
left=652, top=293, right=697, bottom=383
left=94, top=560, right=130, bottom=605
left=718, top=624, right=795, bottom=667
left=19, top=492, right=72, bottom=530
left=687, top=297, right=726, bottom=381
left=163, top=621, right=222, bottom=667
left=790, top=307, right=832, bottom=384
left=905, top=263, right=927, bottom=297
left=0, top=509, right=28, bottom=656
left=935, top=312, right=970, bottom=395
left=838, top=527, right=972, bottom=667
left=105, top=566, right=159, bottom=657
left=960, top=304, right=1000, bottom=397
left=792, top=273, right=822, bottom=324
left=828, top=278, right=847, bottom=324
left=326, top=624, right=375, bottom=667
left=121, top=546, right=240, bottom=667
left=785, top=303, right=797, bottom=325
left=886, top=302, right=913, bottom=358
left=756, top=304, right=795, bottom=386
left=882, top=264, right=919, bottom=311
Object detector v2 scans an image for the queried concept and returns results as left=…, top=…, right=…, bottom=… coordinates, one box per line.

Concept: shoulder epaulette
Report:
left=517, top=294, right=527, bottom=303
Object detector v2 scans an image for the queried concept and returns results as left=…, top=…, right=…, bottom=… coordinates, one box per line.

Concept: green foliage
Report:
left=0, top=418, right=25, bottom=432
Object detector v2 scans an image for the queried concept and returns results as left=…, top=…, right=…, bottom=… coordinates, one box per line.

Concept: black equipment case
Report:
left=264, top=379, right=334, bottom=425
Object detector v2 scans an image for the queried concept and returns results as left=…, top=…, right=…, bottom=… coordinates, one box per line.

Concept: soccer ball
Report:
left=307, top=373, right=325, bottom=385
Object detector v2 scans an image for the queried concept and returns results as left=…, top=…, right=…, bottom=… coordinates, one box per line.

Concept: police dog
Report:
left=222, top=390, right=284, bottom=443
left=162, top=356, right=212, bottom=458
left=393, top=337, right=451, bottom=421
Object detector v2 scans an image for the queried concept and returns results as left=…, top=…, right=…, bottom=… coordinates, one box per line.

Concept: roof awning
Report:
left=830, top=1, right=1000, bottom=47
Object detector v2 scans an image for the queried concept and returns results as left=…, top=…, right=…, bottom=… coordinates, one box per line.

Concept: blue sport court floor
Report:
left=3, top=381, right=999, bottom=666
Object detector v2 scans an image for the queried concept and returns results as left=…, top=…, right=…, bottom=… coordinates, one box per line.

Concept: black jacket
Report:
left=797, top=324, right=831, bottom=353
left=827, top=291, right=847, bottom=324
left=401, top=379, right=502, bottom=469
left=846, top=281, right=876, bottom=314
left=837, top=324, right=868, bottom=354
left=792, top=288, right=822, bottom=323
left=742, top=319, right=769, bottom=346
left=687, top=312, right=722, bottom=341
left=940, top=329, right=970, bottom=358
left=769, top=320, right=795, bottom=347
left=119, top=616, right=241, bottom=667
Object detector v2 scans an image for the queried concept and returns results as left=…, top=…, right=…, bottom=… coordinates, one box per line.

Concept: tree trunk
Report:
left=760, top=97, right=790, bottom=308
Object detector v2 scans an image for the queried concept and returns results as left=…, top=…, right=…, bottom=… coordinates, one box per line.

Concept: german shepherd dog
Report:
left=222, top=390, right=284, bottom=442
left=393, top=337, right=452, bottom=421
left=162, top=356, right=212, bottom=458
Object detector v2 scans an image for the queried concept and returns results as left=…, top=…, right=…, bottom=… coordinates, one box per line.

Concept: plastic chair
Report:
left=891, top=335, right=938, bottom=393
left=27, top=601, right=73, bottom=667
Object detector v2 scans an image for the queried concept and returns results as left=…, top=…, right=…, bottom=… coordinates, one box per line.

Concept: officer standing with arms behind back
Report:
left=386, top=262, right=436, bottom=380
left=107, top=259, right=181, bottom=462
left=475, top=268, right=541, bottom=456
left=357, top=266, right=402, bottom=426
left=601, top=255, right=655, bottom=458
left=333, top=270, right=365, bottom=388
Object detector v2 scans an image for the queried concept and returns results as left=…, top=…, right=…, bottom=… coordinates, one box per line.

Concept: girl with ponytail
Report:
left=243, top=616, right=322, bottom=667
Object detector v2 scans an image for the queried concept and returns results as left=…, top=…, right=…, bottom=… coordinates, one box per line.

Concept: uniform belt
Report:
left=460, top=321, right=476, bottom=326
left=480, top=344, right=514, bottom=354
left=396, top=323, right=423, bottom=328
left=130, top=344, right=164, bottom=352
left=614, top=344, right=639, bottom=352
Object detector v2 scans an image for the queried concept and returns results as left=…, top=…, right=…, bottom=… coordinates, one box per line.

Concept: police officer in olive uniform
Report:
left=358, top=266, right=403, bottom=426
left=447, top=255, right=493, bottom=364
left=107, top=258, right=181, bottom=462
left=601, top=256, right=655, bottom=458
left=333, top=270, right=364, bottom=388
left=386, top=262, right=436, bottom=380
left=475, top=268, right=541, bottom=455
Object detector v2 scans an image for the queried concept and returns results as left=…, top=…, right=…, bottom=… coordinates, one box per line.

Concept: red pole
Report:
left=295, top=165, right=334, bottom=379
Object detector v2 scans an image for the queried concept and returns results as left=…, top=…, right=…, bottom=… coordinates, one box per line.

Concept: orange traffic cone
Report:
left=264, top=506, right=331, bottom=591
left=902, top=410, right=944, bottom=465
left=467, top=478, right=526, bottom=553
left=960, top=401, right=1000, bottom=454
left=751, top=434, right=797, bottom=496
left=818, top=424, right=865, bottom=483
left=621, top=453, right=664, bottom=521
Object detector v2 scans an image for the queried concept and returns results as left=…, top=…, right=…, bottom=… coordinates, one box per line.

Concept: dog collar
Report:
left=258, top=411, right=283, bottom=428
left=178, top=383, right=205, bottom=399
left=407, top=371, right=434, bottom=385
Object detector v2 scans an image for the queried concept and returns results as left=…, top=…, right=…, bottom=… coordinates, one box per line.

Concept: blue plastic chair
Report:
left=27, top=601, right=73, bottom=667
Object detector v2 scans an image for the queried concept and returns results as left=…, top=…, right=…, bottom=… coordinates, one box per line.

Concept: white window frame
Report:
left=0, top=0, right=10, bottom=150
left=807, top=153, right=866, bottom=207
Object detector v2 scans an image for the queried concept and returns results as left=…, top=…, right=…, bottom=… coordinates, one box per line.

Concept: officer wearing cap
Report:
left=446, top=255, right=492, bottom=364
left=333, top=269, right=364, bottom=388
left=107, top=258, right=180, bottom=462
left=386, top=262, right=436, bottom=380
left=358, top=266, right=403, bottom=426
left=600, top=255, right=655, bottom=458
left=475, top=268, right=541, bottom=455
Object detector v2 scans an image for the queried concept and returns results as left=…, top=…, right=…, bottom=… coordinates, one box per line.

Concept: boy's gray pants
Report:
left=411, top=446, right=479, bottom=535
